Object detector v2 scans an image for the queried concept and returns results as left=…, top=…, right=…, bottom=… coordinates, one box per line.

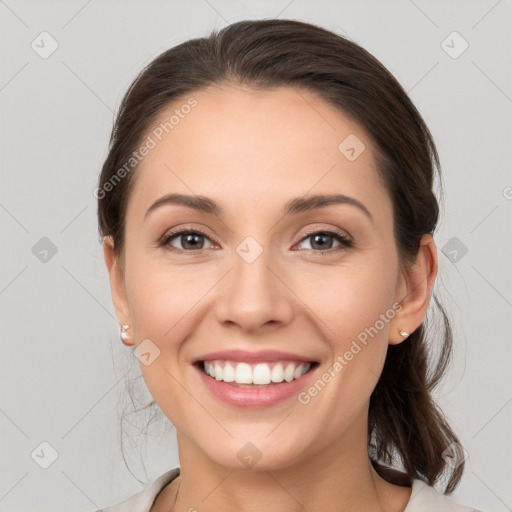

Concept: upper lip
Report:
left=192, top=349, right=318, bottom=364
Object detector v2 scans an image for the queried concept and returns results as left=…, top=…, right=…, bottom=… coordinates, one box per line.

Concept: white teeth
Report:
left=293, top=365, right=305, bottom=379
left=271, top=363, right=284, bottom=383
left=202, top=360, right=312, bottom=385
left=284, top=363, right=295, bottom=383
left=222, top=363, right=235, bottom=382
left=234, top=362, right=252, bottom=384
left=213, top=362, right=220, bottom=380
left=253, top=363, right=271, bottom=385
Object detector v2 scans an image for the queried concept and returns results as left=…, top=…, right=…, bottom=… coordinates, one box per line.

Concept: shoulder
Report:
left=92, top=467, right=180, bottom=512
left=405, top=479, right=484, bottom=512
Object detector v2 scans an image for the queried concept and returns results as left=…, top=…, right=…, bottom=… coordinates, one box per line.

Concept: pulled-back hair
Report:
left=97, top=18, right=464, bottom=492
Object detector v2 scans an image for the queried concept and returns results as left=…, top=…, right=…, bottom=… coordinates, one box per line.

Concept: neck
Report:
left=167, top=416, right=411, bottom=512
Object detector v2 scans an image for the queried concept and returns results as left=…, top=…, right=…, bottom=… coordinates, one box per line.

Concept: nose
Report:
left=214, top=245, right=294, bottom=333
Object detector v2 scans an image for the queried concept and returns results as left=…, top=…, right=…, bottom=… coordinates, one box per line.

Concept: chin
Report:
left=202, top=435, right=309, bottom=473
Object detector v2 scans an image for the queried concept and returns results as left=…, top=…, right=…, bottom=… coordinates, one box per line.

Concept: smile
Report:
left=193, top=360, right=320, bottom=407
left=199, top=360, right=316, bottom=386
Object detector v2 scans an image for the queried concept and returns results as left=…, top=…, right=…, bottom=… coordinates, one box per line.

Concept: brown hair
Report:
left=98, top=19, right=464, bottom=492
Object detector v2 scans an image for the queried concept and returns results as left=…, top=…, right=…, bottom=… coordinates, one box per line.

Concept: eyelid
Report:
left=294, top=225, right=354, bottom=247
left=159, top=224, right=353, bottom=253
left=298, top=224, right=352, bottom=241
left=293, top=226, right=353, bottom=252
left=158, top=224, right=220, bottom=251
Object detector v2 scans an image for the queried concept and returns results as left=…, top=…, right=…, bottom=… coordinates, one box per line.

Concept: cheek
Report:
left=128, top=279, right=189, bottom=345
left=289, top=256, right=399, bottom=436
left=297, top=258, right=398, bottom=341
left=124, top=262, right=208, bottom=404
left=293, top=253, right=399, bottom=391
left=124, top=256, right=222, bottom=349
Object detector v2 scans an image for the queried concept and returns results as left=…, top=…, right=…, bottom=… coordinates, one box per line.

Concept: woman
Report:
left=95, top=18, right=482, bottom=512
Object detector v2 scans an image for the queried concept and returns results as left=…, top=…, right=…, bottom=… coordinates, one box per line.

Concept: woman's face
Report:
left=106, top=85, right=422, bottom=470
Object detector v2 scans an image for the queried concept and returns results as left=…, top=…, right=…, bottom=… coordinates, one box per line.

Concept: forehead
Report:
left=127, top=85, right=391, bottom=223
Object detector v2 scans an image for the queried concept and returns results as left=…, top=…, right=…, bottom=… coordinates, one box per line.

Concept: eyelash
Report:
left=158, top=227, right=353, bottom=255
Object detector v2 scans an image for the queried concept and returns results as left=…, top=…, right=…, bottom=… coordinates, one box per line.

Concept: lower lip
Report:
left=193, top=363, right=319, bottom=408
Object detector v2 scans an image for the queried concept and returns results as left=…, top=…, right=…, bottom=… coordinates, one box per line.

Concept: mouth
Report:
left=193, top=360, right=320, bottom=388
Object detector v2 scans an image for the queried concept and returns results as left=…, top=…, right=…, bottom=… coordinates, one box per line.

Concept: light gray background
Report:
left=1, top=1, right=511, bottom=511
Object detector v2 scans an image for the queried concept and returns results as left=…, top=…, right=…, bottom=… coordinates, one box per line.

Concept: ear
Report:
left=390, top=234, right=438, bottom=345
left=103, top=236, right=133, bottom=346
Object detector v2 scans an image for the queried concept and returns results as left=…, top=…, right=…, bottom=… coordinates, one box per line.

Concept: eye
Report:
left=295, top=230, right=353, bottom=252
left=160, top=229, right=215, bottom=252
left=159, top=228, right=353, bottom=254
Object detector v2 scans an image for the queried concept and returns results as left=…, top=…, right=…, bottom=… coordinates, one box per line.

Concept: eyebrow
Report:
left=144, top=192, right=373, bottom=223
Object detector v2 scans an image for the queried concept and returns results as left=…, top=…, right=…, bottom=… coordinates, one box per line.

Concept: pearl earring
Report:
left=120, top=324, right=131, bottom=344
left=399, top=329, right=409, bottom=339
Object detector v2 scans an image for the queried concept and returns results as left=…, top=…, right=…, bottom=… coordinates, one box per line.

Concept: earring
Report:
left=399, top=328, right=409, bottom=339
left=120, top=324, right=131, bottom=344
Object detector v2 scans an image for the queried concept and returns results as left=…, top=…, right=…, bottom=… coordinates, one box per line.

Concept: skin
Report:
left=104, top=85, right=438, bottom=512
